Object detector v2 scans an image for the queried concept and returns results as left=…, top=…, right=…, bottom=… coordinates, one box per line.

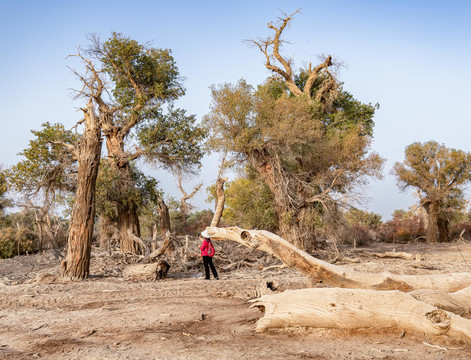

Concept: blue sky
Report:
left=1, top=0, right=470, bottom=220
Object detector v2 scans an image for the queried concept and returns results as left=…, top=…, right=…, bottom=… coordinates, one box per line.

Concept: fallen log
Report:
left=123, top=259, right=170, bottom=281
left=206, top=226, right=471, bottom=292
left=365, top=251, right=418, bottom=261
left=249, top=287, right=471, bottom=341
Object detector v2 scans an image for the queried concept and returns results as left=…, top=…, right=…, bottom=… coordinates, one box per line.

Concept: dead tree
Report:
left=250, top=9, right=336, bottom=104
left=177, top=173, right=202, bottom=226
left=210, top=156, right=228, bottom=227
left=123, top=231, right=172, bottom=281
left=30, top=204, right=59, bottom=250
left=206, top=226, right=471, bottom=293
left=157, top=197, right=171, bottom=237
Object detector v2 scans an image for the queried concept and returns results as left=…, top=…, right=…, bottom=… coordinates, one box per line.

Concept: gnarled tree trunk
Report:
left=250, top=150, right=312, bottom=250
left=117, top=201, right=141, bottom=254
left=425, top=200, right=440, bottom=243
left=210, top=176, right=228, bottom=227
left=63, top=101, right=102, bottom=280
left=157, top=197, right=171, bottom=236
left=105, top=134, right=142, bottom=255
left=438, top=214, right=451, bottom=243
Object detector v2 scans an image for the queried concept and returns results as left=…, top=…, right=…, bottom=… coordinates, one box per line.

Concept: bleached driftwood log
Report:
left=206, top=226, right=471, bottom=292
left=249, top=288, right=471, bottom=341
left=123, top=260, right=170, bottom=281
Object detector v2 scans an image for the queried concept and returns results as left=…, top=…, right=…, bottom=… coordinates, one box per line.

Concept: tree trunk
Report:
left=142, top=230, right=173, bottom=263
left=99, top=215, right=117, bottom=248
left=250, top=287, right=471, bottom=340
left=250, top=150, right=312, bottom=250
left=210, top=176, right=228, bottom=227
left=438, top=215, right=451, bottom=243
left=426, top=200, right=440, bottom=243
left=63, top=101, right=102, bottom=280
left=278, top=208, right=313, bottom=250
left=105, top=133, right=143, bottom=255
left=34, top=214, right=44, bottom=252
left=117, top=203, right=142, bottom=254
left=157, top=197, right=171, bottom=236
left=205, top=226, right=471, bottom=292
left=43, top=213, right=59, bottom=249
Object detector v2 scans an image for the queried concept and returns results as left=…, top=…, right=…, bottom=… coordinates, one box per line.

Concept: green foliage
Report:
left=101, top=32, right=183, bottom=108
left=294, top=70, right=378, bottom=136
left=345, top=208, right=382, bottom=229
left=204, top=76, right=384, bottom=210
left=0, top=168, right=7, bottom=196
left=0, top=167, right=10, bottom=217
left=7, top=122, right=78, bottom=197
left=209, top=166, right=278, bottom=232
left=0, top=227, right=36, bottom=259
left=394, top=141, right=471, bottom=201
left=95, top=163, right=162, bottom=220
left=168, top=208, right=214, bottom=236
left=136, top=106, right=206, bottom=171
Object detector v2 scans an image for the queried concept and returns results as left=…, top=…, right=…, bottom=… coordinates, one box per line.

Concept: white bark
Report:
left=250, top=288, right=471, bottom=341
left=210, top=177, right=228, bottom=227
left=206, top=226, right=471, bottom=292
left=410, top=285, right=471, bottom=318
left=123, top=260, right=170, bottom=281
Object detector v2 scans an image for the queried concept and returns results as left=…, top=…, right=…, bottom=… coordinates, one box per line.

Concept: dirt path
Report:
left=1, top=242, right=471, bottom=359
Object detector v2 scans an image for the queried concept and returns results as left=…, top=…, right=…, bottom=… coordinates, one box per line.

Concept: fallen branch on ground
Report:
left=362, top=251, right=418, bottom=261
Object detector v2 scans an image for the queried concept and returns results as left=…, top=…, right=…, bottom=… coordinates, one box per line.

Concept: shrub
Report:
left=0, top=227, right=36, bottom=259
left=379, top=212, right=425, bottom=243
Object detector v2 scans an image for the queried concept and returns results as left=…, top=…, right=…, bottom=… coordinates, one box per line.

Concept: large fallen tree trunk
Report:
left=249, top=288, right=471, bottom=341
left=206, top=226, right=471, bottom=292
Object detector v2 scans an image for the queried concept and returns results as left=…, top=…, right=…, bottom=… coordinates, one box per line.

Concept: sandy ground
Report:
left=1, top=241, right=471, bottom=359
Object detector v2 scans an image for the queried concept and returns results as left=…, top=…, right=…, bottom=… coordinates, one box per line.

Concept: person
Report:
left=199, top=230, right=218, bottom=280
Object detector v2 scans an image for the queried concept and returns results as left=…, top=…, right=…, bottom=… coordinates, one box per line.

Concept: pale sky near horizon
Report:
left=1, top=0, right=470, bottom=220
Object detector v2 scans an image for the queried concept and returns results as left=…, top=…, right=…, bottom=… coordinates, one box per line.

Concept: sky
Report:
left=1, top=0, right=470, bottom=220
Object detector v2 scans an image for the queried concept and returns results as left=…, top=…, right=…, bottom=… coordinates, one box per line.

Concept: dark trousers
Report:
left=202, top=256, right=218, bottom=279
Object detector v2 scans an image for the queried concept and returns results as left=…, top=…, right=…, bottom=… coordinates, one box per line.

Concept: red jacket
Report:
left=200, top=239, right=214, bottom=257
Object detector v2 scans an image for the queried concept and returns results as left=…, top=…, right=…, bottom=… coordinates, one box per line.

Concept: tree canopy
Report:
left=393, top=140, right=471, bottom=242
left=7, top=122, right=78, bottom=205
left=69, top=33, right=206, bottom=254
left=204, top=27, right=384, bottom=249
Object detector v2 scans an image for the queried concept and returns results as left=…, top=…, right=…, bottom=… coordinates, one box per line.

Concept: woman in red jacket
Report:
left=199, top=230, right=219, bottom=280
